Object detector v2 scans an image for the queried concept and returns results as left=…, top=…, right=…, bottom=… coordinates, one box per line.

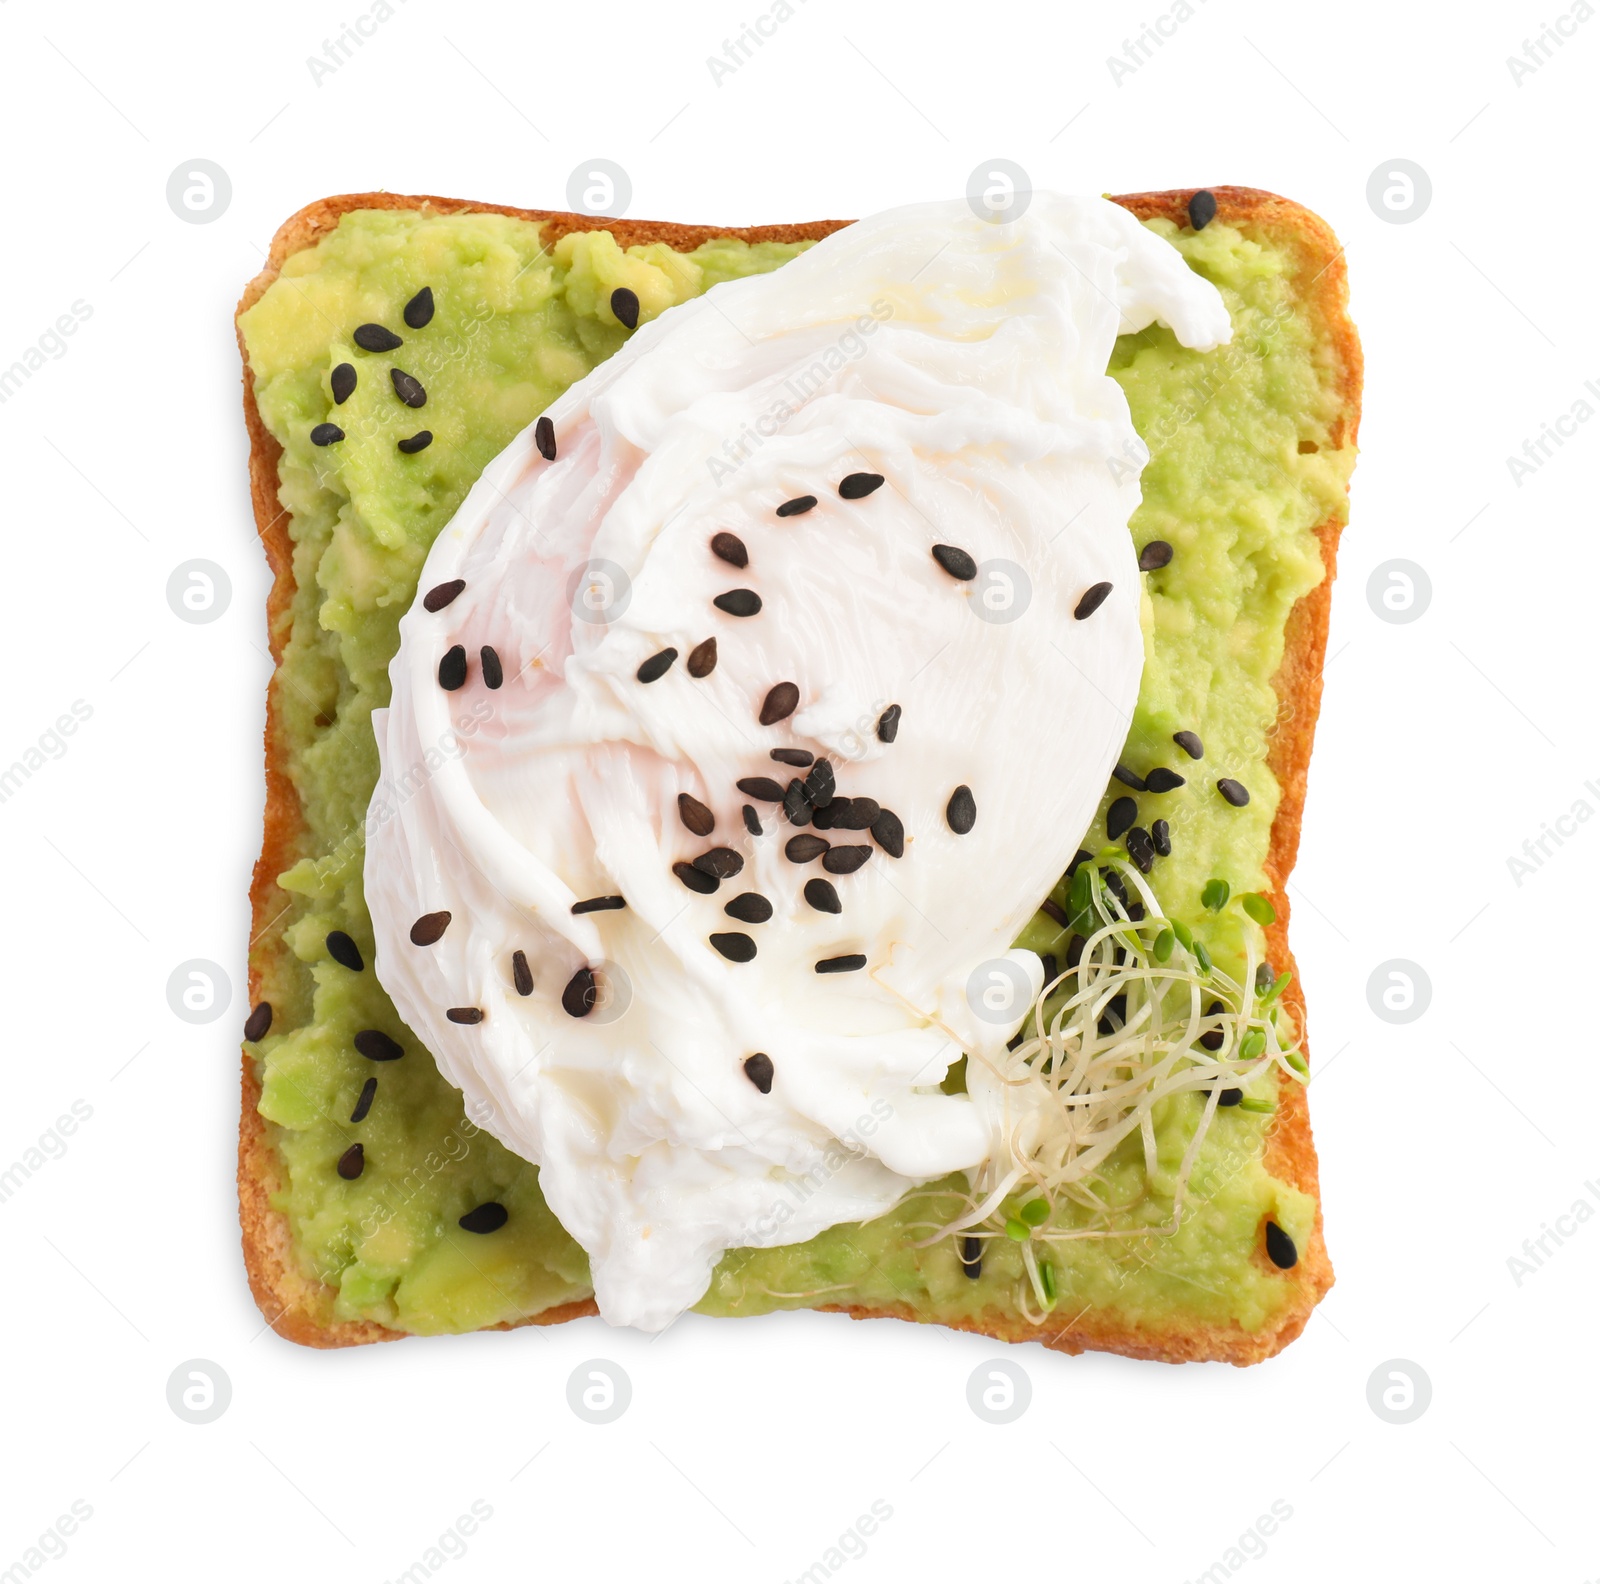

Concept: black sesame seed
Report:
left=785, top=834, right=829, bottom=863
left=611, top=287, right=640, bottom=329
left=742, top=805, right=762, bottom=836
left=959, top=1236, right=982, bottom=1279
left=737, top=776, right=786, bottom=802
left=686, top=637, right=717, bottom=677
left=1066, top=933, right=1086, bottom=971
left=814, top=798, right=852, bottom=829
left=1066, top=849, right=1093, bottom=878
left=877, top=704, right=901, bottom=743
left=390, top=368, right=427, bottom=408
left=823, top=844, right=871, bottom=875
left=1151, top=818, right=1172, bottom=857
left=783, top=779, right=814, bottom=827
left=1074, top=581, right=1113, bottom=620
left=678, top=793, right=716, bottom=836
left=1126, top=827, right=1155, bottom=874
left=724, top=892, right=773, bottom=924
left=481, top=646, right=504, bottom=690
left=1040, top=953, right=1058, bottom=985
left=1188, top=190, right=1218, bottom=231
left=423, top=579, right=465, bottom=612
left=1264, top=1221, right=1298, bottom=1269
left=446, top=1006, right=483, bottom=1024
left=1144, top=767, right=1186, bottom=793
left=713, top=589, right=762, bottom=618
left=1139, top=540, right=1175, bottom=572
left=1039, top=898, right=1069, bottom=929
left=410, top=910, right=452, bottom=946
left=839, top=472, right=885, bottom=499
left=693, top=847, right=745, bottom=880
left=1097, top=993, right=1128, bottom=1037
left=816, top=954, right=867, bottom=974
left=534, top=415, right=557, bottom=461
left=776, top=495, right=817, bottom=517
left=1218, top=778, right=1251, bottom=807
left=337, top=1143, right=365, bottom=1180
left=804, top=878, right=842, bottom=913
left=759, top=683, right=799, bottom=726
left=403, top=286, right=435, bottom=329
left=805, top=759, right=835, bottom=807
left=398, top=430, right=433, bottom=454
left=438, top=645, right=468, bottom=690
left=931, top=544, right=977, bottom=581
left=326, top=931, right=364, bottom=972
left=946, top=785, right=976, bottom=835
left=711, top=531, right=748, bottom=569
left=243, top=1002, right=273, bottom=1042
left=1217, top=1088, right=1243, bottom=1107
left=562, top=967, right=599, bottom=1018
left=743, top=1052, right=775, bottom=1093
left=710, top=931, right=757, bottom=963
left=353, top=323, right=403, bottom=353
left=311, top=422, right=345, bottom=446
left=830, top=797, right=880, bottom=830
left=459, top=1202, right=508, bottom=1234
left=350, top=1076, right=377, bottom=1123
left=1100, top=868, right=1130, bottom=909
left=1128, top=900, right=1146, bottom=922
left=1173, top=730, right=1204, bottom=760
left=870, top=808, right=905, bottom=858
left=636, top=647, right=678, bottom=684
left=571, top=895, right=626, bottom=915
left=330, top=363, right=357, bottom=404
left=771, top=748, right=813, bottom=767
left=1112, top=764, right=1146, bottom=792
left=673, top=861, right=720, bottom=895
left=1106, top=797, right=1137, bottom=841
left=1199, top=1000, right=1226, bottom=1052
left=512, top=950, right=534, bottom=996
left=354, top=1029, right=403, bottom=1062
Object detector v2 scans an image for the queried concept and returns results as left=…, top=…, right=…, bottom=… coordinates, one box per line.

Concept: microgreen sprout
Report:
left=1066, top=864, right=1095, bottom=933
left=1241, top=892, right=1276, bottom=925
left=1202, top=878, right=1230, bottom=912
left=934, top=854, right=1306, bottom=1315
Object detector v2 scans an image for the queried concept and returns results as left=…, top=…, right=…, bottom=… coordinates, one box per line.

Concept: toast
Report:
left=237, top=187, right=1359, bottom=1360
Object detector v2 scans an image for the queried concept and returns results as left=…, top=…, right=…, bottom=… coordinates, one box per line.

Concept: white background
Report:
left=0, top=0, right=1593, bottom=1579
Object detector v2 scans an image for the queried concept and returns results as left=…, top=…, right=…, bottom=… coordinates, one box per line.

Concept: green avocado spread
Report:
left=238, top=208, right=1353, bottom=1337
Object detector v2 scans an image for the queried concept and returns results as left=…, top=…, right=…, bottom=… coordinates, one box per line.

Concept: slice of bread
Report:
left=237, top=187, right=1359, bottom=1361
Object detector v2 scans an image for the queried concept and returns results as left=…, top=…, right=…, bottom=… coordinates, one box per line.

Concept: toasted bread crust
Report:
left=238, top=188, right=1358, bottom=1358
